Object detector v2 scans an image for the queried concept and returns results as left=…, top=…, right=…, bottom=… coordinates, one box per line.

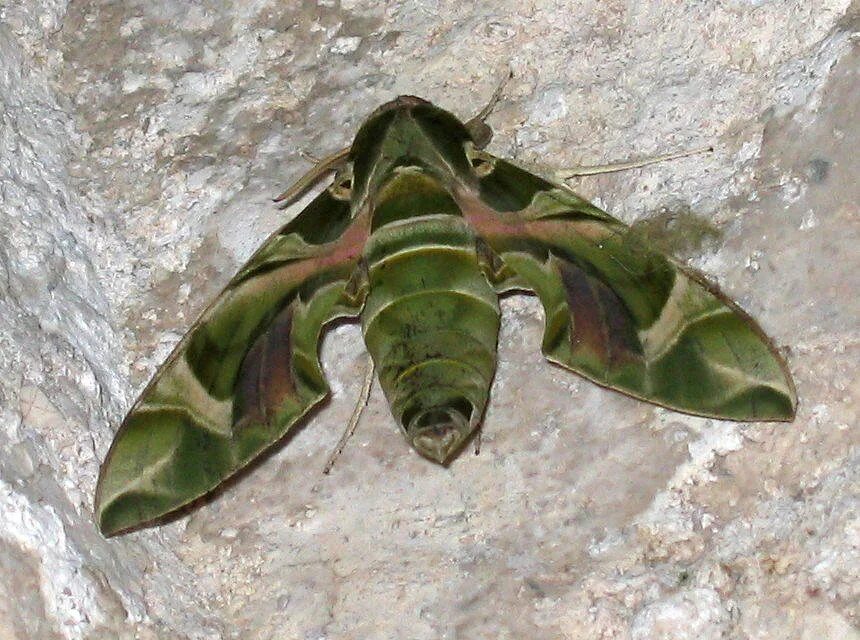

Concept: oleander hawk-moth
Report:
left=95, top=95, right=796, bottom=536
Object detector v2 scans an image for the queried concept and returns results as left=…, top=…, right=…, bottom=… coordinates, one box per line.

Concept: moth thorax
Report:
left=403, top=398, right=474, bottom=464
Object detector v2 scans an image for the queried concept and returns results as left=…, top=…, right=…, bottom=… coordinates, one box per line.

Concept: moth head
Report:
left=350, top=97, right=474, bottom=201
left=404, top=400, right=474, bottom=464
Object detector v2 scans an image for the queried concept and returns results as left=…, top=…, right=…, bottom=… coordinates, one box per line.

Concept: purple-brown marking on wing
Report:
left=594, top=278, right=644, bottom=366
left=557, top=261, right=608, bottom=358
left=557, top=261, right=641, bottom=372
left=233, top=303, right=297, bottom=430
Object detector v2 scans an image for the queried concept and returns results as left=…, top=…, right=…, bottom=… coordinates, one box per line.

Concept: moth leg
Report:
left=323, top=356, right=375, bottom=475
left=343, top=259, right=370, bottom=307
left=476, top=237, right=524, bottom=292
left=273, top=145, right=351, bottom=208
left=556, top=145, right=713, bottom=180
left=465, top=67, right=513, bottom=149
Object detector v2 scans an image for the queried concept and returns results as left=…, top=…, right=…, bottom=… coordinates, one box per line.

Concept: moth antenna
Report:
left=473, top=66, right=513, bottom=122
left=557, top=145, right=714, bottom=179
left=323, top=358, right=375, bottom=475
left=298, top=149, right=321, bottom=164
left=465, top=66, right=514, bottom=149
left=273, top=145, right=351, bottom=208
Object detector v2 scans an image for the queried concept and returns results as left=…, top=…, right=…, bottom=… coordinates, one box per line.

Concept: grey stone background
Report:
left=1, top=1, right=857, bottom=638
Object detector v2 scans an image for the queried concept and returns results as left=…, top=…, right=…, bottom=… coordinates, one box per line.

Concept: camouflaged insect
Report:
left=95, top=96, right=796, bottom=536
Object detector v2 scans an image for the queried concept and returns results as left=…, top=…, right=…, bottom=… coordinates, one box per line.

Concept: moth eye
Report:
left=329, top=173, right=354, bottom=200
left=469, top=155, right=494, bottom=177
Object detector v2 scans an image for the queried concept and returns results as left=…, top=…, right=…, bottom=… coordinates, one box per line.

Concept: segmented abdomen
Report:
left=361, top=213, right=500, bottom=440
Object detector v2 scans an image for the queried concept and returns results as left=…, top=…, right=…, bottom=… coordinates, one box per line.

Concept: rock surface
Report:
left=0, top=1, right=857, bottom=638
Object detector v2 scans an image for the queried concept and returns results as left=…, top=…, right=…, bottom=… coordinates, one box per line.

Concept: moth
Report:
left=95, top=94, right=796, bottom=536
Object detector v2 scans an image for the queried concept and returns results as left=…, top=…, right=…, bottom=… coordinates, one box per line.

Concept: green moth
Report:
left=95, top=95, right=796, bottom=536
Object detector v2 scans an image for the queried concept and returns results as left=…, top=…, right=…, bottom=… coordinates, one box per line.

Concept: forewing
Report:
left=457, top=156, right=796, bottom=421
left=96, top=188, right=367, bottom=535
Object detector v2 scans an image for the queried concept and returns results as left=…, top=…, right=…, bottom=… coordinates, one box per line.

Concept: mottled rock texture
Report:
left=0, top=1, right=857, bottom=638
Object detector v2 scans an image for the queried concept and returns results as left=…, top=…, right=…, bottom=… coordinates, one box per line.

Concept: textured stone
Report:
left=0, top=1, right=857, bottom=638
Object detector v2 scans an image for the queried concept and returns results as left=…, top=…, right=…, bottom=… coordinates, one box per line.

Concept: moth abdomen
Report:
left=361, top=210, right=500, bottom=463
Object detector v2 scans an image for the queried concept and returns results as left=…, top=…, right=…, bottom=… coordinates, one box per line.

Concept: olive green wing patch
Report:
left=457, top=158, right=796, bottom=422
left=96, top=189, right=366, bottom=536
